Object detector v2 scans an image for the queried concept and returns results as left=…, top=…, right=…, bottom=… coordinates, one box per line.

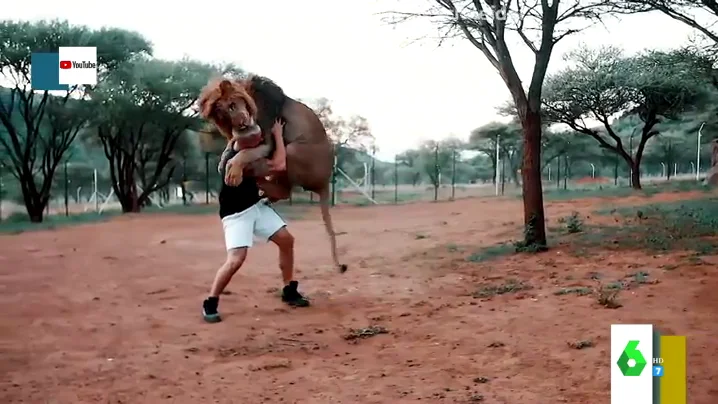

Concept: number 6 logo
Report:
left=617, top=340, right=648, bottom=376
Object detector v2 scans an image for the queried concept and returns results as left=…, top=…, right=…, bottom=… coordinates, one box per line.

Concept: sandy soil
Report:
left=1, top=191, right=717, bottom=403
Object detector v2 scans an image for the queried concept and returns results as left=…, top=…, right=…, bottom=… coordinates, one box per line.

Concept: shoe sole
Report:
left=203, top=310, right=222, bottom=323
left=282, top=298, right=310, bottom=307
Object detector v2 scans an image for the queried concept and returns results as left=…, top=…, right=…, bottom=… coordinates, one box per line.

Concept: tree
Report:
left=642, top=131, right=691, bottom=180
left=621, top=1, right=718, bottom=45
left=384, top=0, right=623, bottom=249
left=396, top=149, right=423, bottom=185
left=309, top=98, right=375, bottom=172
left=415, top=138, right=463, bottom=196
left=86, top=58, right=235, bottom=212
left=0, top=20, right=151, bottom=221
left=469, top=122, right=522, bottom=185
left=542, top=46, right=713, bottom=188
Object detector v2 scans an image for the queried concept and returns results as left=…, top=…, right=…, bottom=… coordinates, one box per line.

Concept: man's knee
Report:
left=271, top=228, right=294, bottom=250
left=225, top=247, right=248, bottom=269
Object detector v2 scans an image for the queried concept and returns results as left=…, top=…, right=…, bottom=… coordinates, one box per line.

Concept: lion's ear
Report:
left=219, top=79, right=233, bottom=94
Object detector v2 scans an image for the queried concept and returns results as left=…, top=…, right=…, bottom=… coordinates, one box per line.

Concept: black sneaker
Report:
left=281, top=281, right=310, bottom=307
left=202, top=296, right=221, bottom=323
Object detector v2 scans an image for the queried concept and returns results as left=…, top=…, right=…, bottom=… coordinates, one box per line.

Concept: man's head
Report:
left=198, top=78, right=262, bottom=147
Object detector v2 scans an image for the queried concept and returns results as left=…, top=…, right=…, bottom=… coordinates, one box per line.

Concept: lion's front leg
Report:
left=224, top=143, right=272, bottom=186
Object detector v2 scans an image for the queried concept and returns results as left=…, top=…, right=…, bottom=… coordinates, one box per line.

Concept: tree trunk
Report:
left=491, top=158, right=497, bottom=184
left=26, top=202, right=45, bottom=223
left=18, top=173, right=49, bottom=223
left=117, top=165, right=141, bottom=213
left=519, top=109, right=547, bottom=249
left=630, top=162, right=641, bottom=190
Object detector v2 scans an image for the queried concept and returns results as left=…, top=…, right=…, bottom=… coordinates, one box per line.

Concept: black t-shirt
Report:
left=218, top=178, right=261, bottom=218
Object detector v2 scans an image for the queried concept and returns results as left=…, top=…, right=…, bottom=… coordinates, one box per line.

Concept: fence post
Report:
left=331, top=144, right=337, bottom=206
left=501, top=154, right=505, bottom=195
left=371, top=145, right=376, bottom=201
left=182, top=157, right=188, bottom=205
left=556, top=156, right=561, bottom=189
left=563, top=155, right=568, bottom=190
left=64, top=161, right=69, bottom=216
left=205, top=153, right=210, bottom=204
left=394, top=155, right=398, bottom=204
left=434, top=144, right=439, bottom=201
left=451, top=149, right=456, bottom=200
left=0, top=163, right=3, bottom=221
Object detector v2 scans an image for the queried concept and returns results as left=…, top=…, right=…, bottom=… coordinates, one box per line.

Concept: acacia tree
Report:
left=469, top=122, right=522, bottom=185
left=0, top=20, right=151, bottom=221
left=87, top=58, right=236, bottom=212
left=542, top=47, right=713, bottom=189
left=384, top=0, right=623, bottom=249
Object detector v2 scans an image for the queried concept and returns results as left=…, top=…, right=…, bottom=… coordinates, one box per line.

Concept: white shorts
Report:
left=221, top=199, right=286, bottom=250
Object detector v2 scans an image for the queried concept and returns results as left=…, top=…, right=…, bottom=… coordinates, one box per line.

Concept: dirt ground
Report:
left=1, top=192, right=717, bottom=403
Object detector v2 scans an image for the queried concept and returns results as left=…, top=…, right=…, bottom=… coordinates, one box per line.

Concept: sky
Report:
left=3, top=0, right=702, bottom=160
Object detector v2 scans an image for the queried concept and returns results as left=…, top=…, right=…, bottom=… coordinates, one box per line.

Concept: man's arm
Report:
left=267, top=120, right=286, bottom=172
left=218, top=140, right=236, bottom=174
left=224, top=143, right=272, bottom=186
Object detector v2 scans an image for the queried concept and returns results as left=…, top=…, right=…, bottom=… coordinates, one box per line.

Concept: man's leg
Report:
left=254, top=202, right=309, bottom=307
left=203, top=208, right=256, bottom=323
left=203, top=248, right=247, bottom=322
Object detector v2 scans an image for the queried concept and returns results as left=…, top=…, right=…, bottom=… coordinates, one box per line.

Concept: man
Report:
left=202, top=138, right=309, bottom=324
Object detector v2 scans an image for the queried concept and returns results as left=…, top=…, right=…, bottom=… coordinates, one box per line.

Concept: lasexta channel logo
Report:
left=616, top=340, right=647, bottom=376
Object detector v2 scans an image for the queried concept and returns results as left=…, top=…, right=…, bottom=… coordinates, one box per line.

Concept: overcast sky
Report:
left=4, top=0, right=700, bottom=159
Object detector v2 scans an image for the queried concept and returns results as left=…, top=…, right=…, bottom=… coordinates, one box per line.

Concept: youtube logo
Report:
left=59, top=60, right=72, bottom=69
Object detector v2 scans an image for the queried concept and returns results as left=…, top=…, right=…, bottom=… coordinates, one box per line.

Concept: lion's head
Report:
left=197, top=78, right=263, bottom=148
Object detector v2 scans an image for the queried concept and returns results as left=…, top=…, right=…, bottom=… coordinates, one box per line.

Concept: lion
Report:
left=197, top=75, right=346, bottom=273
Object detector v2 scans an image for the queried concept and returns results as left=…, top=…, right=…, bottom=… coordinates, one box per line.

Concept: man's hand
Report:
left=224, top=149, right=245, bottom=186
left=267, top=119, right=287, bottom=172
left=267, top=154, right=286, bottom=172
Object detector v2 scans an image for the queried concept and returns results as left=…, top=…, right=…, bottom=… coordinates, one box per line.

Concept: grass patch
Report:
left=472, top=279, right=531, bottom=298
left=554, top=287, right=593, bottom=296
left=541, top=180, right=707, bottom=201
left=570, top=195, right=718, bottom=255
left=467, top=243, right=515, bottom=262
left=595, top=284, right=622, bottom=309
left=557, top=211, right=583, bottom=233
left=0, top=201, right=309, bottom=235
left=0, top=211, right=118, bottom=234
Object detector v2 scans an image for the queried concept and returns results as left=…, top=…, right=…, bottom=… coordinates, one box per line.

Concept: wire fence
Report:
left=0, top=149, right=711, bottom=222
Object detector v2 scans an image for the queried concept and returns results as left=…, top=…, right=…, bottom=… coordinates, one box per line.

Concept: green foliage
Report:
left=0, top=210, right=117, bottom=234
left=542, top=46, right=715, bottom=188
left=559, top=212, right=583, bottom=233
left=0, top=19, right=153, bottom=221
left=573, top=195, right=718, bottom=254
left=85, top=57, right=237, bottom=212
left=472, top=279, right=531, bottom=298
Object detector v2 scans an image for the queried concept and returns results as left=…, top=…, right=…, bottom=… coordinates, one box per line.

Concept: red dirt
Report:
left=1, top=192, right=717, bottom=403
left=576, top=176, right=610, bottom=184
